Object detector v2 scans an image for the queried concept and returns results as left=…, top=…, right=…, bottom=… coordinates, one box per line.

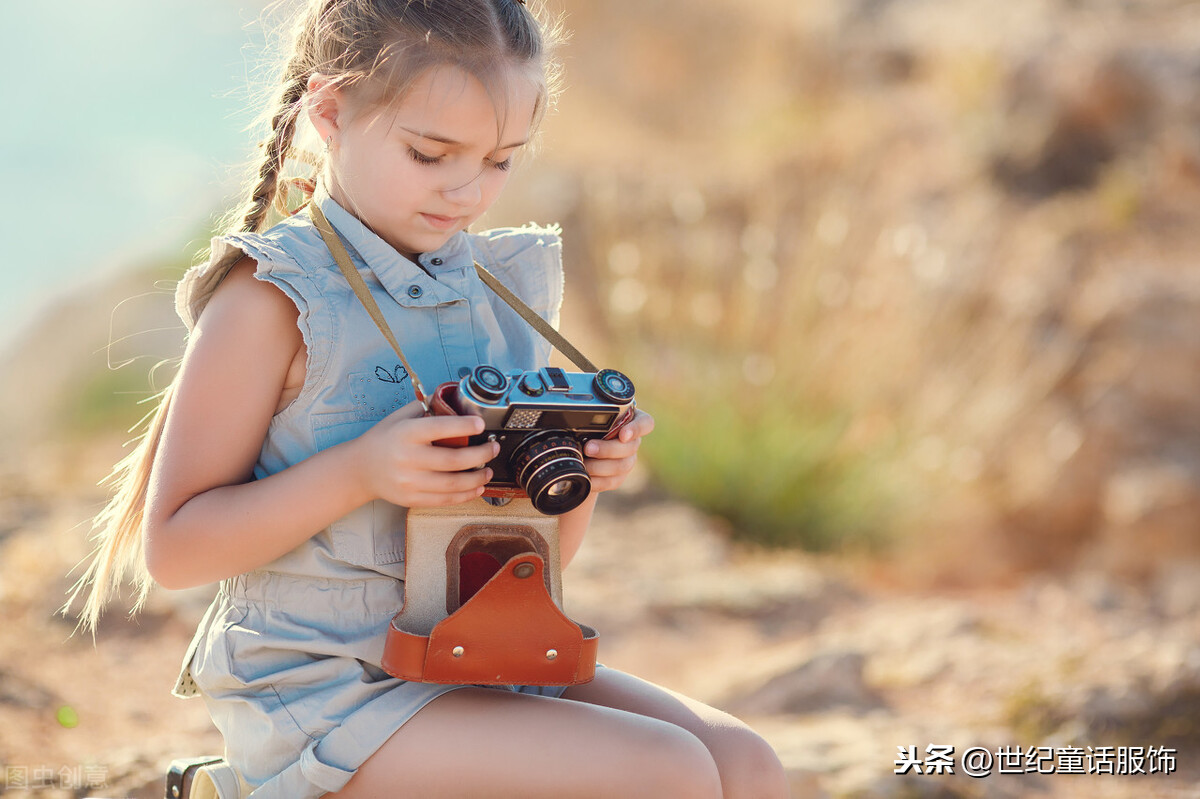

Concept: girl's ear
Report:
left=306, top=74, right=344, bottom=144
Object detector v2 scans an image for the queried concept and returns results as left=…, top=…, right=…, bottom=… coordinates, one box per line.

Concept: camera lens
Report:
left=510, top=431, right=591, bottom=515
left=592, top=369, right=635, bottom=404
left=546, top=480, right=575, bottom=498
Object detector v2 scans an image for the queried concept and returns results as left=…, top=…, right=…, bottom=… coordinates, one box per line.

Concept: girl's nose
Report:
left=441, top=170, right=484, bottom=207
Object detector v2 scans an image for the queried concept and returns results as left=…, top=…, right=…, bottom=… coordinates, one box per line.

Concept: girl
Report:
left=71, top=1, right=788, bottom=796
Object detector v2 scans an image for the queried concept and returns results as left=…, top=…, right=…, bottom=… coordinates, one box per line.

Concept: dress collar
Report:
left=310, top=183, right=470, bottom=287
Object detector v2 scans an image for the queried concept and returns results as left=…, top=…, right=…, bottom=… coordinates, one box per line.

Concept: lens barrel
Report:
left=510, top=431, right=591, bottom=515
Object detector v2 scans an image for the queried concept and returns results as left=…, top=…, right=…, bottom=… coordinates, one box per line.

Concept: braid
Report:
left=238, top=68, right=309, bottom=233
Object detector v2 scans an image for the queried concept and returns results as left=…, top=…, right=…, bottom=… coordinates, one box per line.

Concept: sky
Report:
left=1, top=0, right=272, bottom=350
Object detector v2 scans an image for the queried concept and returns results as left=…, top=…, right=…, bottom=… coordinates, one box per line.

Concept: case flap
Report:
left=383, top=553, right=597, bottom=685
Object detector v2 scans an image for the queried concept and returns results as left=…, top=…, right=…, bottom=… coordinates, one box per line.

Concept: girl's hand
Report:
left=354, top=401, right=500, bottom=508
left=581, top=408, right=655, bottom=493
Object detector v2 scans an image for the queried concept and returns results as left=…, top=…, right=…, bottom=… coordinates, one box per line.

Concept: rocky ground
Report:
left=1, top=448, right=1197, bottom=798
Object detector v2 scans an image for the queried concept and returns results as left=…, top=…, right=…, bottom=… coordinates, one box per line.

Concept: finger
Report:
left=406, top=412, right=487, bottom=443
left=386, top=467, right=492, bottom=502
left=618, top=410, right=655, bottom=443
left=416, top=467, right=494, bottom=493
left=584, top=454, right=635, bottom=480
left=584, top=436, right=640, bottom=460
left=375, top=400, right=449, bottom=432
left=422, top=440, right=500, bottom=472
left=586, top=473, right=629, bottom=493
left=404, top=486, right=490, bottom=508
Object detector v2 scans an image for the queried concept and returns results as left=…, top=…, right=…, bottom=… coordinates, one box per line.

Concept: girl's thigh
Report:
left=330, top=684, right=723, bottom=799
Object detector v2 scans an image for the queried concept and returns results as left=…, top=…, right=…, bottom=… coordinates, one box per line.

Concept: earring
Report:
left=324, top=135, right=333, bottom=152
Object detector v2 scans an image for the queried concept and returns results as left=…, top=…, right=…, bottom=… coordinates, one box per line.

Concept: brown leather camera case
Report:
left=381, top=498, right=598, bottom=685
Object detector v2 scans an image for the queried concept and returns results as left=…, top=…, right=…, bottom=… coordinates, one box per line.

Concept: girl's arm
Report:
left=556, top=409, right=655, bottom=568
left=144, top=259, right=497, bottom=589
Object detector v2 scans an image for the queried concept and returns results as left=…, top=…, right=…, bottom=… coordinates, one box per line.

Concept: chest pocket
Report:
left=312, top=413, right=408, bottom=571
left=351, top=366, right=414, bottom=420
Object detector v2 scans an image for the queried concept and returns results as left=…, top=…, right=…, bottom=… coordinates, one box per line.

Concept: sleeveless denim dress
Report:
left=170, top=186, right=570, bottom=797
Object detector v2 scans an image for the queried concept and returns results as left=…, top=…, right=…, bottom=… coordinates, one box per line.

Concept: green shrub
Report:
left=624, top=345, right=900, bottom=552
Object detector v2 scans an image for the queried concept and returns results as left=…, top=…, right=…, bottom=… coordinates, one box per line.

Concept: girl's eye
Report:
left=408, top=148, right=442, bottom=166
left=491, top=158, right=513, bottom=172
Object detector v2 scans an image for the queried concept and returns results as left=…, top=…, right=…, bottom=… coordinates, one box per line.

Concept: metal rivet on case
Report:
left=513, top=562, right=535, bottom=579
left=452, top=646, right=465, bottom=658
left=546, top=649, right=558, bottom=661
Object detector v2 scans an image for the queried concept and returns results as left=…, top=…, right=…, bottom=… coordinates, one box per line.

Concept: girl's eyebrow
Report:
left=400, top=125, right=527, bottom=150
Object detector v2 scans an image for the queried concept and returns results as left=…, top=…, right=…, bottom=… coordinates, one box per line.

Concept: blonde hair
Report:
left=65, top=0, right=564, bottom=633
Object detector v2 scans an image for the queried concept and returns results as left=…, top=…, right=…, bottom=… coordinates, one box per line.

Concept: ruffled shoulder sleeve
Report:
left=174, top=231, right=298, bottom=332
left=172, top=220, right=336, bottom=401
left=469, top=223, right=565, bottom=329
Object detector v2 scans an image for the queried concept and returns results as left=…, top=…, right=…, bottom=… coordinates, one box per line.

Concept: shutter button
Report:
left=407, top=285, right=423, bottom=298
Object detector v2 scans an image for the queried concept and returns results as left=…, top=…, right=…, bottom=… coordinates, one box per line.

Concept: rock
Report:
left=1081, top=678, right=1200, bottom=749
left=0, top=668, right=56, bottom=710
left=1091, top=462, right=1200, bottom=581
left=992, top=52, right=1157, bottom=197
left=723, top=650, right=884, bottom=715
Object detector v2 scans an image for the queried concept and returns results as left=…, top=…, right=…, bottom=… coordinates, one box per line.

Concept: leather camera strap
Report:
left=310, top=204, right=430, bottom=403
left=471, top=263, right=598, bottom=374
left=310, top=204, right=597, bottom=409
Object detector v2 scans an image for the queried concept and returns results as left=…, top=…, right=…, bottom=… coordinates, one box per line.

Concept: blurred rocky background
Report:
left=2, top=0, right=1200, bottom=796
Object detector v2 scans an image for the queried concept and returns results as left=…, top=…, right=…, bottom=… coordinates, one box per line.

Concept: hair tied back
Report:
left=275, top=177, right=317, bottom=217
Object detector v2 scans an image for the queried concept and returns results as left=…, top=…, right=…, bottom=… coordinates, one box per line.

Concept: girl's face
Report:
left=315, top=65, right=539, bottom=260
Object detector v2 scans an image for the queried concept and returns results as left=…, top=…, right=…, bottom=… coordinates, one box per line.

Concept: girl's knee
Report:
left=712, top=723, right=790, bottom=799
left=604, top=715, right=715, bottom=796
left=632, top=720, right=723, bottom=799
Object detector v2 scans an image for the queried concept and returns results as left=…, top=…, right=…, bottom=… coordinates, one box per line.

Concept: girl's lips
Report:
left=420, top=212, right=460, bottom=230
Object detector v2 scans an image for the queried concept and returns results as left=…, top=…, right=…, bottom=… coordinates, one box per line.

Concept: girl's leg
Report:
left=329, top=685, right=723, bottom=799
left=562, top=669, right=791, bottom=799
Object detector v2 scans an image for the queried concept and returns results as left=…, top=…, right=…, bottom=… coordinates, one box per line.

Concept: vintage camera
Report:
left=432, top=365, right=637, bottom=515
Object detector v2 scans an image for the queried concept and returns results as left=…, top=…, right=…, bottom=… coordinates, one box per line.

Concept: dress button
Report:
left=430, top=257, right=444, bottom=266
left=407, top=285, right=423, bottom=298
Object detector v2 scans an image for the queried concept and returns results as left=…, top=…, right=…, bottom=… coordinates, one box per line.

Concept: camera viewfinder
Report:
left=541, top=367, right=571, bottom=391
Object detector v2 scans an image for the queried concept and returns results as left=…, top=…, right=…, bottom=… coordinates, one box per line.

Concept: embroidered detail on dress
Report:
left=375, top=364, right=409, bottom=384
